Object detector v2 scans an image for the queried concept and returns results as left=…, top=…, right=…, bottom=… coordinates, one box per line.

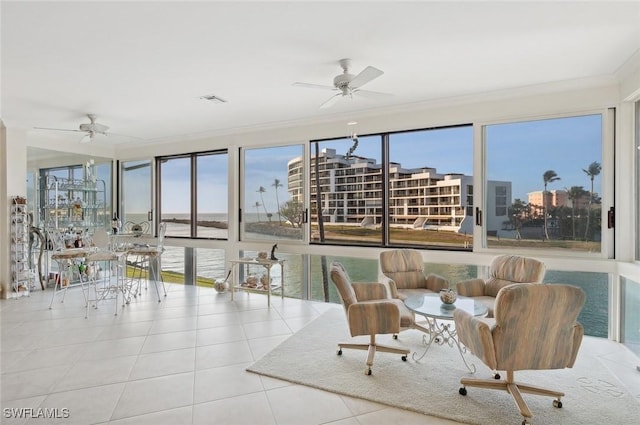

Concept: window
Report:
left=388, top=126, right=473, bottom=247
left=546, top=270, right=608, bottom=337
left=311, top=125, right=473, bottom=248
left=121, top=160, right=152, bottom=231
left=241, top=145, right=304, bottom=242
left=485, top=114, right=605, bottom=253
left=636, top=101, right=640, bottom=261
left=621, top=277, right=640, bottom=357
left=159, top=156, right=191, bottom=237
left=197, top=154, right=228, bottom=239
left=157, top=150, right=228, bottom=239
left=311, top=135, right=382, bottom=245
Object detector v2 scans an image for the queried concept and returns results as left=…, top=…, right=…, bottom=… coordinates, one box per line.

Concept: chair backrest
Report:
left=329, top=262, right=358, bottom=313
left=484, top=255, right=546, bottom=297
left=91, top=229, right=110, bottom=250
left=46, top=229, right=65, bottom=251
left=156, top=222, right=167, bottom=252
left=123, top=220, right=150, bottom=235
left=493, top=283, right=585, bottom=371
left=379, top=249, right=425, bottom=290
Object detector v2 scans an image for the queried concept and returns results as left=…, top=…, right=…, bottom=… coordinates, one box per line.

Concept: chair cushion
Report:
left=490, top=255, right=545, bottom=282
left=493, top=283, right=585, bottom=371
left=380, top=249, right=426, bottom=290
left=485, top=255, right=545, bottom=297
left=330, top=262, right=357, bottom=308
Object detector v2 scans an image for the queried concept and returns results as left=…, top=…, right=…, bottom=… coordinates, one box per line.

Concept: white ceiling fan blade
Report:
left=349, top=66, right=384, bottom=89
left=352, top=89, right=393, bottom=99
left=33, top=127, right=84, bottom=133
left=293, top=82, right=337, bottom=91
left=319, top=93, right=342, bottom=109
left=79, top=134, right=93, bottom=144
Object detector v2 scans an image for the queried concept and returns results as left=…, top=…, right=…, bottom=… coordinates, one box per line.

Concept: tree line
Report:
left=506, top=161, right=601, bottom=241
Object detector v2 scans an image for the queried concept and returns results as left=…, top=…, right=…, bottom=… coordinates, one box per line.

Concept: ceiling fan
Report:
left=34, top=114, right=110, bottom=143
left=293, top=59, right=391, bottom=108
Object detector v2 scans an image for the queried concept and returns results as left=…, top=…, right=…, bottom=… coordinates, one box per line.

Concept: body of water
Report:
left=127, top=213, right=609, bottom=338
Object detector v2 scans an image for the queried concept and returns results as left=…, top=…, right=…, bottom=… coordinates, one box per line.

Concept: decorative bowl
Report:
left=440, top=289, right=457, bottom=305
left=258, top=251, right=268, bottom=260
left=213, top=279, right=228, bottom=293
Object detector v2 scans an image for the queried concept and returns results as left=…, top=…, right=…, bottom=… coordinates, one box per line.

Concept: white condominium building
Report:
left=288, top=148, right=511, bottom=236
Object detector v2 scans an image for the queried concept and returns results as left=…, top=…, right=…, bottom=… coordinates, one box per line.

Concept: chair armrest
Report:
left=456, top=278, right=486, bottom=297
left=567, top=323, right=584, bottom=368
left=380, top=276, right=400, bottom=299
left=348, top=301, right=400, bottom=336
left=426, top=273, right=449, bottom=292
left=453, top=308, right=497, bottom=371
left=352, top=282, right=389, bottom=301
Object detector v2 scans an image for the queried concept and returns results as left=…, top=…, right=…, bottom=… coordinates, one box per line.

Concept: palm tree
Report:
left=508, top=199, right=528, bottom=240
left=272, top=178, right=283, bottom=225
left=542, top=170, right=561, bottom=240
left=566, top=186, right=587, bottom=240
left=582, top=161, right=601, bottom=241
left=253, top=201, right=262, bottom=222
left=257, top=186, right=270, bottom=222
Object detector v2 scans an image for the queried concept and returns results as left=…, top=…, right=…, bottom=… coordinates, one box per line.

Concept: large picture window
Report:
left=241, top=145, right=305, bottom=242
left=310, top=125, right=473, bottom=248
left=157, top=150, right=228, bottom=239
left=485, top=114, right=604, bottom=253
left=310, top=135, right=382, bottom=245
left=388, top=126, right=473, bottom=248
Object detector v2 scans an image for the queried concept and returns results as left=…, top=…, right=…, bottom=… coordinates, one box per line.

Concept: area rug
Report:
left=247, top=308, right=640, bottom=425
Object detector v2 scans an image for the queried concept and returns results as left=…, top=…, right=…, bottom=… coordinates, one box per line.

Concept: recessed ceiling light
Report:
left=199, top=94, right=227, bottom=104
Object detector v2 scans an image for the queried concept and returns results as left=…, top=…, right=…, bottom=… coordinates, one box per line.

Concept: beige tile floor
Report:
left=1, top=282, right=638, bottom=425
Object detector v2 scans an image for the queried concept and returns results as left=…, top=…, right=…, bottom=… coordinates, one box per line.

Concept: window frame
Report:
left=239, top=143, right=307, bottom=243
left=156, top=149, right=228, bottom=240
left=476, top=109, right=615, bottom=258
left=310, top=124, right=474, bottom=250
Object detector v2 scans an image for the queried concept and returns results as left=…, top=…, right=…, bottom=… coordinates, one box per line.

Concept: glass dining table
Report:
left=404, top=293, right=488, bottom=373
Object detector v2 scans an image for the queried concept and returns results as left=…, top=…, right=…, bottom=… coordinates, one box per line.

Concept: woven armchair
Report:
left=330, top=262, right=412, bottom=375
left=454, top=282, right=585, bottom=424
left=379, top=249, right=449, bottom=301
left=456, top=255, right=545, bottom=317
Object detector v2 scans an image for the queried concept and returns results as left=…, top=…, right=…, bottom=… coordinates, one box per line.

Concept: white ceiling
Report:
left=2, top=1, right=640, bottom=147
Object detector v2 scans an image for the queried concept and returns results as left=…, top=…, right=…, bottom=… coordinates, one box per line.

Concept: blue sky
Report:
left=154, top=114, right=603, bottom=214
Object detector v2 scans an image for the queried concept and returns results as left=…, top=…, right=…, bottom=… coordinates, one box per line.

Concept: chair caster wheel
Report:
left=401, top=355, right=407, bottom=361
left=521, top=420, right=530, bottom=425
left=553, top=399, right=562, bottom=408
left=337, top=348, right=342, bottom=356
left=459, top=387, right=467, bottom=396
left=494, top=373, right=501, bottom=379
left=393, top=334, right=398, bottom=340
left=365, top=368, right=372, bottom=375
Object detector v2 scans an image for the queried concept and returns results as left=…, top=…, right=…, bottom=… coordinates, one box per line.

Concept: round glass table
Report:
left=404, top=293, right=488, bottom=372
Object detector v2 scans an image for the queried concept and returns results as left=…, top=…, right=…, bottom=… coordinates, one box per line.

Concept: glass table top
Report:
left=404, top=293, right=488, bottom=320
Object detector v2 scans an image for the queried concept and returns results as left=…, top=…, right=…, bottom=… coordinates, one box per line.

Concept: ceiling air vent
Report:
left=199, top=94, right=227, bottom=104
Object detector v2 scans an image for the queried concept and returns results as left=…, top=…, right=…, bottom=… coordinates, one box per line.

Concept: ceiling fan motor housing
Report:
left=334, top=73, right=354, bottom=94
